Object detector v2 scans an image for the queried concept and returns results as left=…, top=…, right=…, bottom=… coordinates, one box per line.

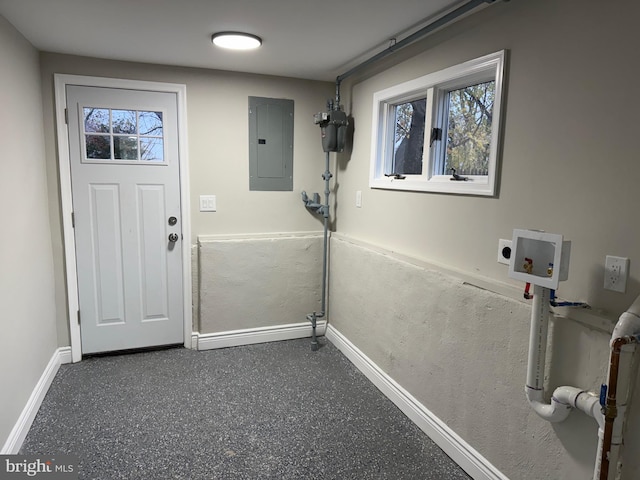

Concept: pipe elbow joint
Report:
left=532, top=399, right=572, bottom=423
left=545, top=398, right=572, bottom=423
left=525, top=386, right=572, bottom=423
left=611, top=310, right=640, bottom=347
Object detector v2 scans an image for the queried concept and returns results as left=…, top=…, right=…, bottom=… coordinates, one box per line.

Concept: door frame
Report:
left=54, top=74, right=193, bottom=362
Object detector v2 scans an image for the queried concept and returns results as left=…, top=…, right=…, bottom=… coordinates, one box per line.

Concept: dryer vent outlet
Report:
left=498, top=239, right=512, bottom=265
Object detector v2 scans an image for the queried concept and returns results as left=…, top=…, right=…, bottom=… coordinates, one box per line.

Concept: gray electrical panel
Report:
left=248, top=96, right=294, bottom=191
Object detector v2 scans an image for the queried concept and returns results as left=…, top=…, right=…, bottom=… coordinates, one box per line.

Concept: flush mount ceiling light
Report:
left=211, top=32, right=262, bottom=50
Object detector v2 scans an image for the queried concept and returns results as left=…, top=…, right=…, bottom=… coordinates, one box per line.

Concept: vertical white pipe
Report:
left=603, top=346, right=635, bottom=480
left=592, top=294, right=640, bottom=480
left=527, top=285, right=550, bottom=390
left=525, top=285, right=573, bottom=422
left=522, top=288, right=640, bottom=478
left=593, top=427, right=604, bottom=480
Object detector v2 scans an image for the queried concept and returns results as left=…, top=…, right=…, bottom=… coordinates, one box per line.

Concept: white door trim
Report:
left=54, top=74, right=192, bottom=362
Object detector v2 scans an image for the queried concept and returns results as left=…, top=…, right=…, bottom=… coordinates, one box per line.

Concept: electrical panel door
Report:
left=248, top=97, right=294, bottom=191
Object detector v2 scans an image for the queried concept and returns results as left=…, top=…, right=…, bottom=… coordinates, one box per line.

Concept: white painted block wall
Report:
left=197, top=234, right=323, bottom=334
left=327, top=235, right=640, bottom=480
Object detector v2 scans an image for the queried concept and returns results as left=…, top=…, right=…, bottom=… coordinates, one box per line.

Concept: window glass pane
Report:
left=138, top=111, right=163, bottom=137
left=444, top=80, right=495, bottom=176
left=84, top=108, right=110, bottom=133
left=113, top=136, right=138, bottom=160
left=392, top=98, right=426, bottom=175
left=112, top=110, right=137, bottom=134
left=140, top=137, right=164, bottom=162
left=85, top=135, right=111, bottom=159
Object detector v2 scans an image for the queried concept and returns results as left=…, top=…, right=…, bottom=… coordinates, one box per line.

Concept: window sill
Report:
left=369, top=176, right=495, bottom=196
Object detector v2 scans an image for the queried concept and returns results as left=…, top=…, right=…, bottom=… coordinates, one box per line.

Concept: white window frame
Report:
left=80, top=105, right=169, bottom=165
left=369, top=50, right=506, bottom=196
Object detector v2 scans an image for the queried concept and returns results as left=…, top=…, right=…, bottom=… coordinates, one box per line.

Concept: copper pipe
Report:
left=599, top=336, right=638, bottom=480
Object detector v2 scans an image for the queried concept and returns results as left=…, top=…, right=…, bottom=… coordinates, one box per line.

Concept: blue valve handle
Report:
left=600, top=384, right=608, bottom=407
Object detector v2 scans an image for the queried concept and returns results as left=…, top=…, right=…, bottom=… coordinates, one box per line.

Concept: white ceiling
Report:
left=0, top=0, right=473, bottom=81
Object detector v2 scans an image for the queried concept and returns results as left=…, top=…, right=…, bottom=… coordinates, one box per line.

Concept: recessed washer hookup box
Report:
left=508, top=229, right=571, bottom=290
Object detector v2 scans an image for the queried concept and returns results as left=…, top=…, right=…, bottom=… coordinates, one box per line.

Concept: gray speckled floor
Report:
left=22, top=338, right=471, bottom=480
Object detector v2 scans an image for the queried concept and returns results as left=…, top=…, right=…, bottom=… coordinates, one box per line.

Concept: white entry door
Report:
left=66, top=85, right=184, bottom=354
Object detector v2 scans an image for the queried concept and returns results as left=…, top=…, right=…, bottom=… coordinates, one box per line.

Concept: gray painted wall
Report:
left=37, top=53, right=334, bottom=346
left=0, top=16, right=58, bottom=448
left=335, top=0, right=640, bottom=317
left=330, top=0, right=640, bottom=477
left=329, top=235, right=638, bottom=479
left=3, top=0, right=640, bottom=477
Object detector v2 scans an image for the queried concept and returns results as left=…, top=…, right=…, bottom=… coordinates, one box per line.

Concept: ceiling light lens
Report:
left=212, top=32, right=262, bottom=50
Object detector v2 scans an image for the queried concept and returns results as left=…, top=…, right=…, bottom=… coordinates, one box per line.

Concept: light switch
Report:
left=199, top=195, right=216, bottom=212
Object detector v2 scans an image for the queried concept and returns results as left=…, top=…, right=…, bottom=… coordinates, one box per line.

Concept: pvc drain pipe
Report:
left=524, top=286, right=640, bottom=479
left=525, top=285, right=603, bottom=424
left=594, top=294, right=640, bottom=480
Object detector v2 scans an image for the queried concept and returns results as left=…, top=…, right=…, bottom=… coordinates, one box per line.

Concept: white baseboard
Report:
left=1, top=347, right=72, bottom=454
left=194, top=321, right=327, bottom=351
left=58, top=346, right=72, bottom=365
left=325, top=325, right=509, bottom=480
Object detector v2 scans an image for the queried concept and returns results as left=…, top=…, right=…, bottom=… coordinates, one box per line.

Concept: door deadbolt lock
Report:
left=168, top=233, right=179, bottom=242
left=168, top=216, right=178, bottom=226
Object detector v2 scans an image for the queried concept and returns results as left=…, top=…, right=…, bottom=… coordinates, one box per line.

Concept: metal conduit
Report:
left=306, top=151, right=331, bottom=351
left=333, top=0, right=501, bottom=108
left=304, top=0, right=505, bottom=351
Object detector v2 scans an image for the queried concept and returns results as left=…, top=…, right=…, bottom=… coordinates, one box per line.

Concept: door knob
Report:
left=168, top=233, right=179, bottom=242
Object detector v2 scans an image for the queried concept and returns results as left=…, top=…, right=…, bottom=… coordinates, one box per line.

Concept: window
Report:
left=370, top=51, right=506, bottom=195
left=82, top=107, right=165, bottom=163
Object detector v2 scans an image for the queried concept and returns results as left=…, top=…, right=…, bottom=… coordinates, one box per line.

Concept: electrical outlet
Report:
left=497, top=239, right=512, bottom=265
left=604, top=255, right=629, bottom=293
